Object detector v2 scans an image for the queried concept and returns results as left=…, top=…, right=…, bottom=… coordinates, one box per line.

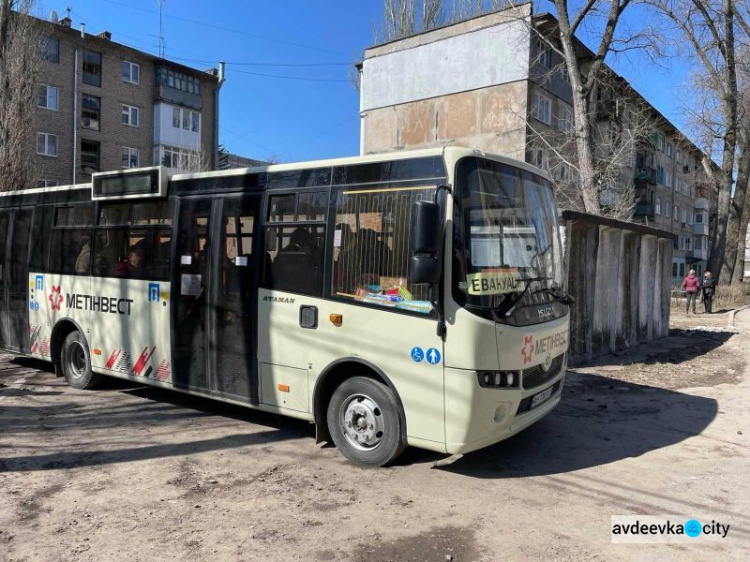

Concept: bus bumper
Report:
left=443, top=367, right=565, bottom=455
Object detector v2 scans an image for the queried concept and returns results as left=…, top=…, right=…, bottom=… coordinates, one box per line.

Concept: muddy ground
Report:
left=1, top=309, right=749, bottom=561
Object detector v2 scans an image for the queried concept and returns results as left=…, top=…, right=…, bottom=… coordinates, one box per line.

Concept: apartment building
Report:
left=357, top=3, right=711, bottom=282
left=33, top=13, right=221, bottom=187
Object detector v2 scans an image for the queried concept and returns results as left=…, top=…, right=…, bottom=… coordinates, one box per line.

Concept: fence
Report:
left=562, top=211, right=675, bottom=363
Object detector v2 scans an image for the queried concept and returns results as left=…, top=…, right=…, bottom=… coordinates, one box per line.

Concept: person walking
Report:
left=702, top=271, right=717, bottom=313
left=681, top=269, right=701, bottom=314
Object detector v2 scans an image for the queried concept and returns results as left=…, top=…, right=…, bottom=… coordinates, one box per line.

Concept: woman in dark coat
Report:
left=702, top=271, right=717, bottom=313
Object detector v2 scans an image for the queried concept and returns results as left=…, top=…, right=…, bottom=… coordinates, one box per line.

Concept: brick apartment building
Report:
left=357, top=3, right=713, bottom=282
left=33, top=13, right=221, bottom=187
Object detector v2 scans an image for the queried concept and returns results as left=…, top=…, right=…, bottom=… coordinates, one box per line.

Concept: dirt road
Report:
left=1, top=312, right=749, bottom=561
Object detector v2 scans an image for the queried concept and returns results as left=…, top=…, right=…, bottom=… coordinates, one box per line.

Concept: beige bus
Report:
left=3, top=146, right=571, bottom=466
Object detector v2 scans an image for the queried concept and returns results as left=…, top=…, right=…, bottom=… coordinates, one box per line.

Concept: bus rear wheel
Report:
left=61, top=331, right=102, bottom=390
left=327, top=376, right=405, bottom=467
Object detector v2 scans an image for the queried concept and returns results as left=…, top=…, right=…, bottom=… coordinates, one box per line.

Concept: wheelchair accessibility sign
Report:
left=410, top=346, right=441, bottom=365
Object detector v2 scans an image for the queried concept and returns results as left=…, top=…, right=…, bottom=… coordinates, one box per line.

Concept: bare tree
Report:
left=524, top=74, right=658, bottom=219
left=0, top=0, right=40, bottom=192
left=648, top=0, right=741, bottom=283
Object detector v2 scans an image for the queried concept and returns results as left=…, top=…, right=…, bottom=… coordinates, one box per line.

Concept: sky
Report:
left=37, top=0, right=695, bottom=164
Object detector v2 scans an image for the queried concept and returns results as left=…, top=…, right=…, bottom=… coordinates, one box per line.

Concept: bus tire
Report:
left=327, top=376, right=405, bottom=467
left=61, top=331, right=102, bottom=390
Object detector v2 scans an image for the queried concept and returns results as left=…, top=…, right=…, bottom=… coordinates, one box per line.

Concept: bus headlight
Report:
left=478, top=370, right=520, bottom=389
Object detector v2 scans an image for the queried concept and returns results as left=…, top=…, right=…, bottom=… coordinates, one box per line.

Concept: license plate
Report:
left=530, top=385, right=554, bottom=409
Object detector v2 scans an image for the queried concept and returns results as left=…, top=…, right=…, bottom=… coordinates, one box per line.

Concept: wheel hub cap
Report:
left=341, top=394, right=384, bottom=451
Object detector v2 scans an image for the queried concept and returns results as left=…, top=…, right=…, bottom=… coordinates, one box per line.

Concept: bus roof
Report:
left=0, top=146, right=552, bottom=197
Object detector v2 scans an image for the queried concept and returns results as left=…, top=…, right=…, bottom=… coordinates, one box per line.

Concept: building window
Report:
left=160, top=145, right=201, bottom=170
left=82, top=94, right=101, bottom=131
left=533, top=92, right=552, bottom=125
left=83, top=50, right=102, bottom=87
left=666, top=143, right=673, bottom=158
left=665, top=169, right=673, bottom=188
left=36, top=132, right=58, bottom=156
left=558, top=163, right=571, bottom=181
left=122, top=147, right=140, bottom=169
left=656, top=165, right=664, bottom=184
left=171, top=106, right=200, bottom=133
left=688, top=210, right=693, bottom=225
left=122, top=147, right=140, bottom=168
left=655, top=195, right=662, bottom=215
left=40, top=36, right=60, bottom=63
left=558, top=105, right=572, bottom=133
left=122, top=104, right=140, bottom=127
left=665, top=198, right=671, bottom=218
left=37, top=85, right=59, bottom=110
left=530, top=148, right=549, bottom=171
left=686, top=237, right=692, bottom=251
left=672, top=262, right=678, bottom=277
left=36, top=179, right=58, bottom=188
left=674, top=204, right=679, bottom=221
left=535, top=38, right=552, bottom=69
left=156, top=66, right=201, bottom=95
left=81, top=139, right=100, bottom=173
left=122, top=61, right=140, bottom=84
left=679, top=263, right=685, bottom=277
left=696, top=212, right=703, bottom=223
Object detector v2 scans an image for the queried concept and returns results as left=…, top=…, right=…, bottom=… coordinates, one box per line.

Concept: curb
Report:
left=728, top=304, right=750, bottom=326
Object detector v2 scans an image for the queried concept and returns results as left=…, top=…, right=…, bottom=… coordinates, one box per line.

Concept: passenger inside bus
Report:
left=74, top=236, right=91, bottom=274
left=269, top=227, right=321, bottom=295
left=114, top=246, right=144, bottom=278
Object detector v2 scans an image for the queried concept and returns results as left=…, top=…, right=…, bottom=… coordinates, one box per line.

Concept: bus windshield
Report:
left=453, top=157, right=564, bottom=314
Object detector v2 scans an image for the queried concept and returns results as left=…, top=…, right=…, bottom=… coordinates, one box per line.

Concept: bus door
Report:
left=213, top=196, right=260, bottom=401
left=173, top=195, right=261, bottom=403
left=0, top=208, right=33, bottom=352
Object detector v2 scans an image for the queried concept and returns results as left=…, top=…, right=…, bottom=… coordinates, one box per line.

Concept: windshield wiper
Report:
left=504, top=276, right=551, bottom=317
left=535, top=286, right=576, bottom=305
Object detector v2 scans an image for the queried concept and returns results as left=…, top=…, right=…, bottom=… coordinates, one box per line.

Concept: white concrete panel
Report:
left=362, top=19, right=530, bottom=111
left=153, top=102, right=202, bottom=150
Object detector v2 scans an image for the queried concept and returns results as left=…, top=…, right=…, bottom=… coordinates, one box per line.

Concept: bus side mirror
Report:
left=410, top=255, right=441, bottom=285
left=411, top=200, right=440, bottom=254
left=409, top=200, right=442, bottom=285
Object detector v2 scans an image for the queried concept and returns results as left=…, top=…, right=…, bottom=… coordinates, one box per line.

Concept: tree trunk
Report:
left=723, top=138, right=750, bottom=282
left=553, top=6, right=602, bottom=215
left=711, top=133, right=737, bottom=281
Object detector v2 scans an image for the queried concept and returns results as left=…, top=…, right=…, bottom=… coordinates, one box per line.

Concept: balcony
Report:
left=634, top=166, right=656, bottom=185
left=694, top=222, right=708, bottom=236
left=154, top=85, right=202, bottom=110
left=694, top=198, right=709, bottom=210
left=693, top=248, right=708, bottom=261
left=633, top=201, right=655, bottom=219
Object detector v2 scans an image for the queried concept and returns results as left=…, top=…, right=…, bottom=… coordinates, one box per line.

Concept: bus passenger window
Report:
left=332, top=187, right=434, bottom=315
left=93, top=228, right=171, bottom=280
left=263, top=226, right=324, bottom=297
left=49, top=229, right=93, bottom=275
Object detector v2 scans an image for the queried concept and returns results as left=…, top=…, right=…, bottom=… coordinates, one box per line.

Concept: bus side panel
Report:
left=28, top=273, right=91, bottom=360
left=257, top=288, right=446, bottom=447
left=87, top=277, right=172, bottom=382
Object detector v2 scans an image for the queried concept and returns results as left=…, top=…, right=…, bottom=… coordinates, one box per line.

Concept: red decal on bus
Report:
left=132, top=346, right=156, bottom=376
left=106, top=349, right=121, bottom=369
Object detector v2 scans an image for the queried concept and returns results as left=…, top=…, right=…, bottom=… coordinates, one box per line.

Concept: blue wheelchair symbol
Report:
left=410, top=347, right=424, bottom=363
left=426, top=348, right=441, bottom=365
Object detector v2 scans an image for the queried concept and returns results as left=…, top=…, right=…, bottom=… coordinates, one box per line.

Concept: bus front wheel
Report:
left=327, top=376, right=405, bottom=467
left=61, top=331, right=102, bottom=390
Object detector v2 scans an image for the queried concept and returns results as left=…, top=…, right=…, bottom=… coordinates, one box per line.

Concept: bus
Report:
left=2, top=146, right=572, bottom=467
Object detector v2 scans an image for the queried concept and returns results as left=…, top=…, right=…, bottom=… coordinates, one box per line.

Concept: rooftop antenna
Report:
left=157, top=0, right=166, bottom=58
left=66, top=6, right=72, bottom=19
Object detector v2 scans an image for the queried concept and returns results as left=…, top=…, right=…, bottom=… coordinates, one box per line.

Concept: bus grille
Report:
left=522, top=354, right=564, bottom=389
